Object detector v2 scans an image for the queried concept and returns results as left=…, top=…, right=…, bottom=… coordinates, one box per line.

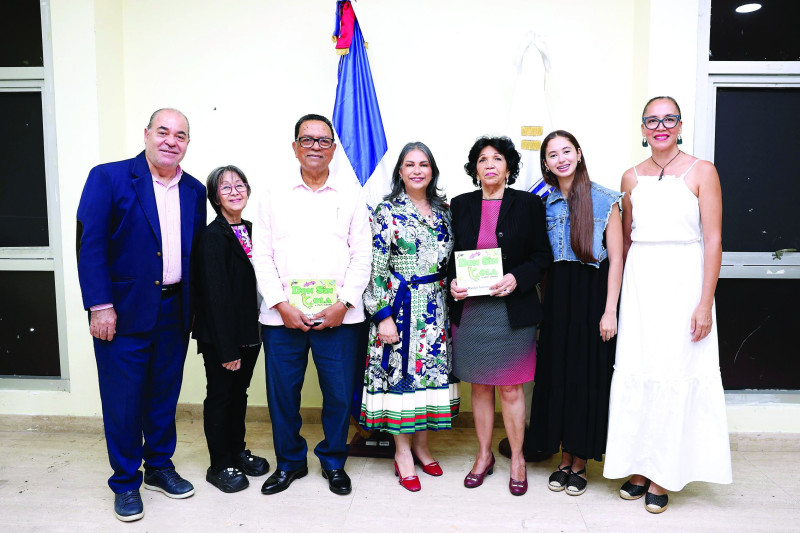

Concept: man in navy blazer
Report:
left=77, top=108, right=207, bottom=522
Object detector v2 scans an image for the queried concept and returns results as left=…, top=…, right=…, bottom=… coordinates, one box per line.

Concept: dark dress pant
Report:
left=93, top=292, right=188, bottom=493
left=262, top=324, right=360, bottom=471
left=199, top=342, right=261, bottom=470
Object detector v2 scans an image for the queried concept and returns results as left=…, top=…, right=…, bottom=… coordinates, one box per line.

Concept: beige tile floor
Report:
left=1, top=418, right=799, bottom=533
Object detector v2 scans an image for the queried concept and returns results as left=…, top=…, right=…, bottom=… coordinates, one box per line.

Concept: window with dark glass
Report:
left=0, top=92, right=49, bottom=247
left=718, top=279, right=800, bottom=389
left=710, top=1, right=800, bottom=61
left=714, top=86, right=800, bottom=390
left=714, top=87, right=800, bottom=253
left=0, top=2, right=63, bottom=382
left=0, top=2, right=43, bottom=67
left=0, top=271, right=61, bottom=377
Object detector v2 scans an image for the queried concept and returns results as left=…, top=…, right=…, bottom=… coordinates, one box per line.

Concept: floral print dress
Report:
left=360, top=194, right=459, bottom=434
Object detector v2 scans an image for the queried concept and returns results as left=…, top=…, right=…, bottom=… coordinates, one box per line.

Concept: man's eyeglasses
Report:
left=642, top=114, right=680, bottom=130
left=219, top=183, right=248, bottom=196
left=296, top=136, right=334, bottom=149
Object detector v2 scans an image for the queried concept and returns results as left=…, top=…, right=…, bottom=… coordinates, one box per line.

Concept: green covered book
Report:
left=455, top=248, right=503, bottom=296
left=288, top=279, right=337, bottom=316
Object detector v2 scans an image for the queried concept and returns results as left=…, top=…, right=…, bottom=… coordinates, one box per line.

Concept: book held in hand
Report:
left=455, top=248, right=503, bottom=297
left=288, top=279, right=337, bottom=317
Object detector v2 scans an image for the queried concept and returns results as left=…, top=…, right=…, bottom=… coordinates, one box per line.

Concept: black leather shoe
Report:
left=498, top=437, right=554, bottom=462
left=321, top=468, right=352, bottom=495
left=260, top=466, right=308, bottom=495
left=206, top=466, right=249, bottom=493
left=233, top=449, right=270, bottom=477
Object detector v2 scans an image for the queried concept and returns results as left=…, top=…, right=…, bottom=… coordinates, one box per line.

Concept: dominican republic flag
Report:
left=332, top=1, right=388, bottom=187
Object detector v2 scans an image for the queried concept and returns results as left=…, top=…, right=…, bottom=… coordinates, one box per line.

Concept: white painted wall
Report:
left=1, top=0, right=795, bottom=432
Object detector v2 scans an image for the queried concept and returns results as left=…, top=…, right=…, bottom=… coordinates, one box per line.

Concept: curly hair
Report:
left=463, top=136, right=521, bottom=187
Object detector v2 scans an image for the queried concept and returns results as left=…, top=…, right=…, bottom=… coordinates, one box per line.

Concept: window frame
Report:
left=0, top=2, right=69, bottom=391
left=695, top=0, right=800, bottom=399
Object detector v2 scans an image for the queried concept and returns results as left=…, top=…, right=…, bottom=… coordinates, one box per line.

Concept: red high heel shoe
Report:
left=412, top=454, right=443, bottom=476
left=394, top=462, right=421, bottom=492
left=464, top=453, right=495, bottom=488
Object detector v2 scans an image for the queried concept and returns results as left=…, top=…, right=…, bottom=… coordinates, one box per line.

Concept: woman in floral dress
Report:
left=360, top=142, right=458, bottom=492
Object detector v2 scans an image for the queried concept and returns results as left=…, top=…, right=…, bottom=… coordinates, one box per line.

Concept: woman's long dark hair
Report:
left=540, top=130, right=596, bottom=264
left=385, top=142, right=448, bottom=214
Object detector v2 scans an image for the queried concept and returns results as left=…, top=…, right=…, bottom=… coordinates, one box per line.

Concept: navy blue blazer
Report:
left=448, top=188, right=551, bottom=328
left=76, top=151, right=207, bottom=335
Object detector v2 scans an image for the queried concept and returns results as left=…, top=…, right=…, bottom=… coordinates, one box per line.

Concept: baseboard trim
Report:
left=2, top=409, right=798, bottom=452
left=178, top=404, right=496, bottom=428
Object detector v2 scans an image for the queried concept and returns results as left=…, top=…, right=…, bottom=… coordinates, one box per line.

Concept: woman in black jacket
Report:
left=192, top=165, right=269, bottom=493
left=449, top=137, right=551, bottom=496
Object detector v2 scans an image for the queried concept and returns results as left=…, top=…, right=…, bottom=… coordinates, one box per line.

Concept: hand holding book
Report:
left=311, top=301, right=348, bottom=330
left=488, top=273, right=518, bottom=297
left=454, top=248, right=505, bottom=297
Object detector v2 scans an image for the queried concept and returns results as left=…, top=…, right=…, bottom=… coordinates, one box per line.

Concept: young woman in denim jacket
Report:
left=526, top=130, right=623, bottom=496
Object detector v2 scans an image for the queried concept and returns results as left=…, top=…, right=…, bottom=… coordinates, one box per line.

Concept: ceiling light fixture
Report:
left=735, top=3, right=762, bottom=13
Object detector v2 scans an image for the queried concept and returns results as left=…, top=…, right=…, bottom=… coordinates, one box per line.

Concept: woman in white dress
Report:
left=603, top=96, right=732, bottom=513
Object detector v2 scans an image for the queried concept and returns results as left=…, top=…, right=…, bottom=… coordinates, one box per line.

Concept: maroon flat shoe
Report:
left=412, top=454, right=443, bottom=476
left=464, top=453, right=495, bottom=488
left=394, top=462, right=421, bottom=492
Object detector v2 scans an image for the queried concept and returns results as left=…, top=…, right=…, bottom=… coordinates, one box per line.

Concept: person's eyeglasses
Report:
left=642, top=114, right=680, bottom=130
left=219, top=183, right=248, bottom=196
left=296, top=136, right=334, bottom=149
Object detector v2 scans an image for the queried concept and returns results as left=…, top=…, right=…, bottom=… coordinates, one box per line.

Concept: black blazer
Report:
left=448, top=188, right=551, bottom=328
left=192, top=215, right=261, bottom=363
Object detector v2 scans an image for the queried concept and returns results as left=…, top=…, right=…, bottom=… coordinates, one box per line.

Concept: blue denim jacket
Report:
left=545, top=182, right=623, bottom=268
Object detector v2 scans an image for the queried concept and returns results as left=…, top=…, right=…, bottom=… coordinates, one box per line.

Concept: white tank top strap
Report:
left=679, top=158, right=701, bottom=179
left=633, top=165, right=639, bottom=178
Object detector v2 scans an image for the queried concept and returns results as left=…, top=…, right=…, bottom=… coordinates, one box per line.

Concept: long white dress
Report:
left=603, top=161, right=732, bottom=491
